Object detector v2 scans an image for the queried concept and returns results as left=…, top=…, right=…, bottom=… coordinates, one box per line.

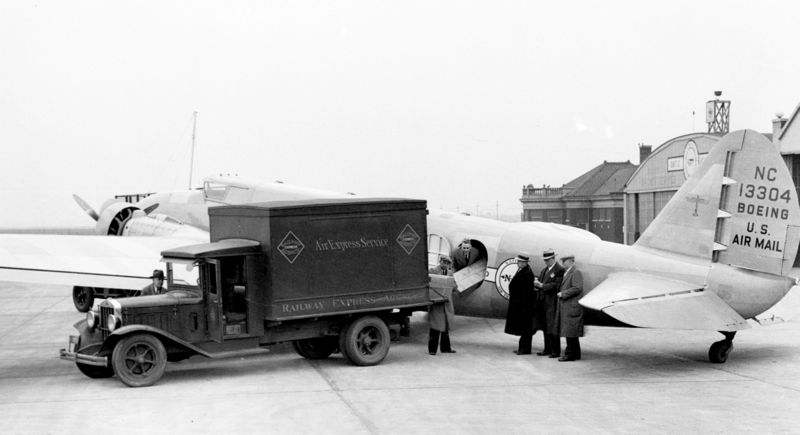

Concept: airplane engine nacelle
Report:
left=95, top=202, right=140, bottom=236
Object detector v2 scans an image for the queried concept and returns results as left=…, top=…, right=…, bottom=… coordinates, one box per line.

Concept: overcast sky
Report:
left=2, top=1, right=799, bottom=227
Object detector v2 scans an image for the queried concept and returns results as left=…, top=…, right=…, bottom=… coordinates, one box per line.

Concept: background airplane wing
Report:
left=580, top=271, right=750, bottom=331
left=0, top=234, right=199, bottom=289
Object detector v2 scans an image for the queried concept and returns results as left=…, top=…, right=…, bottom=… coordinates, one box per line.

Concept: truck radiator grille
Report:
left=99, top=305, right=114, bottom=340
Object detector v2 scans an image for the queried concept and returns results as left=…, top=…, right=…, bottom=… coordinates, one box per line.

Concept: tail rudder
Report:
left=636, top=130, right=800, bottom=277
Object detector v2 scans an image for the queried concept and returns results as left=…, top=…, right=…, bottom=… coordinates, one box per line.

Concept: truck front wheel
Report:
left=112, top=334, right=167, bottom=387
left=340, top=316, right=391, bottom=366
left=293, top=337, right=338, bottom=360
left=72, top=286, right=95, bottom=312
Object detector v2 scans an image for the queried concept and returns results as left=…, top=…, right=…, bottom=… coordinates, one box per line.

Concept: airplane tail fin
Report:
left=635, top=130, right=800, bottom=277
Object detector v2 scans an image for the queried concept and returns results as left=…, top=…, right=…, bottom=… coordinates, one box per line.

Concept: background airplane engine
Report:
left=95, top=202, right=139, bottom=235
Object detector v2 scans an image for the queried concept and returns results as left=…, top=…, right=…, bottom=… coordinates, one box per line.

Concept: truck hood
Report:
left=109, top=290, right=202, bottom=309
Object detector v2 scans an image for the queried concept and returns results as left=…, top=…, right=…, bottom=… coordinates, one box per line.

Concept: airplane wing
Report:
left=0, top=234, right=200, bottom=289
left=580, top=271, right=750, bottom=331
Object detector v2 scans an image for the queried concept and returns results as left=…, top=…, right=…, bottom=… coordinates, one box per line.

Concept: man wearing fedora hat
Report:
left=141, top=269, right=166, bottom=296
left=556, top=254, right=584, bottom=361
left=533, top=249, right=564, bottom=358
left=504, top=252, right=536, bottom=355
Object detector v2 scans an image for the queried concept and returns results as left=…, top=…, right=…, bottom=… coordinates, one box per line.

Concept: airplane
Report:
left=0, top=129, right=797, bottom=364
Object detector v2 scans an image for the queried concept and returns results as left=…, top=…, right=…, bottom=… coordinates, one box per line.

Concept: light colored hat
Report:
left=516, top=252, right=530, bottom=262
left=543, top=249, right=555, bottom=260
left=561, top=254, right=575, bottom=261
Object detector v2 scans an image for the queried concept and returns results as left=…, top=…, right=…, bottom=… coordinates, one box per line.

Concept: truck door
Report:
left=204, top=260, right=224, bottom=342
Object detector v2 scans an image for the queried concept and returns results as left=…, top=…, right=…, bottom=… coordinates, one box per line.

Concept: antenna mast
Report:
left=188, top=111, right=198, bottom=189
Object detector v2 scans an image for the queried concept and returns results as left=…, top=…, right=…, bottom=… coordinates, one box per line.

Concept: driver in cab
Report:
left=141, top=269, right=166, bottom=295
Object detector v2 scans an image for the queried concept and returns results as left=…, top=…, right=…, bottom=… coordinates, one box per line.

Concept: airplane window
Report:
left=428, top=234, right=452, bottom=269
left=203, top=182, right=229, bottom=202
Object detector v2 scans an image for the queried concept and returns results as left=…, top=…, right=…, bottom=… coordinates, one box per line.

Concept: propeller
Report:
left=142, top=203, right=160, bottom=215
left=72, top=194, right=99, bottom=221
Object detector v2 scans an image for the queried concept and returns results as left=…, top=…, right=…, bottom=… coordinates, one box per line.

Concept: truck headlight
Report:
left=107, top=314, right=120, bottom=332
left=86, top=311, right=97, bottom=329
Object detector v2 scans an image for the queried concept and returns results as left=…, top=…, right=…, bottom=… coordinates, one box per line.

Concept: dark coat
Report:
left=533, top=262, right=565, bottom=335
left=141, top=283, right=165, bottom=296
left=556, top=267, right=584, bottom=338
left=504, top=265, right=536, bottom=336
left=452, top=244, right=480, bottom=270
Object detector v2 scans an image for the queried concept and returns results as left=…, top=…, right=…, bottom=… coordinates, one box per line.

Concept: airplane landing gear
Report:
left=708, top=331, right=736, bottom=363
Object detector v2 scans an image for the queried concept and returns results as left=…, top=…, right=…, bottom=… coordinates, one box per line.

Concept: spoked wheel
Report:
left=708, top=340, right=733, bottom=364
left=293, top=337, right=338, bottom=360
left=76, top=362, right=114, bottom=379
left=72, top=286, right=95, bottom=312
left=112, top=334, right=167, bottom=387
left=340, top=316, right=391, bottom=366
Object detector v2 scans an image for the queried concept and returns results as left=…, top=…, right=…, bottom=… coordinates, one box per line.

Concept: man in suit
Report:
left=504, top=252, right=536, bottom=355
left=533, top=249, right=564, bottom=358
left=141, top=269, right=166, bottom=295
left=556, top=254, right=584, bottom=361
left=428, top=256, right=456, bottom=355
left=429, top=255, right=454, bottom=276
left=452, top=238, right=479, bottom=271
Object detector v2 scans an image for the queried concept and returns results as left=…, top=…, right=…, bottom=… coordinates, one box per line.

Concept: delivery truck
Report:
left=60, top=198, right=446, bottom=387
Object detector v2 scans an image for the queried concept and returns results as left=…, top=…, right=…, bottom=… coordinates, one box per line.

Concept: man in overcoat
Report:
left=428, top=256, right=456, bottom=355
left=504, top=252, right=536, bottom=355
left=556, top=254, right=584, bottom=361
left=533, top=249, right=564, bottom=358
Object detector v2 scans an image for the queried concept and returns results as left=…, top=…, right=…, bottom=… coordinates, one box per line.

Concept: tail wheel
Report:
left=112, top=334, right=167, bottom=387
left=72, top=286, right=95, bottom=312
left=340, top=316, right=391, bottom=366
left=709, top=340, right=733, bottom=364
left=293, top=337, right=338, bottom=360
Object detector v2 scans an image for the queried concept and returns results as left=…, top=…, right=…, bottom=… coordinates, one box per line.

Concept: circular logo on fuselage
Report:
left=494, top=258, right=519, bottom=300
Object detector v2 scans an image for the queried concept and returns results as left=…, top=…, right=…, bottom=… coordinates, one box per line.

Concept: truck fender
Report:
left=100, top=325, right=212, bottom=359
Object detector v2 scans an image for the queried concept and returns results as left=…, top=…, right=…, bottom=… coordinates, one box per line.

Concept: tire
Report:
left=72, top=286, right=95, bottom=312
left=293, top=337, right=338, bottom=360
left=340, top=316, right=391, bottom=366
left=76, top=362, right=114, bottom=379
left=339, top=325, right=353, bottom=364
left=112, top=334, right=167, bottom=387
left=708, top=340, right=732, bottom=364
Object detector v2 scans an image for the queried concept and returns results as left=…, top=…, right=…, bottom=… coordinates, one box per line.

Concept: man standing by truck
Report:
left=428, top=256, right=456, bottom=355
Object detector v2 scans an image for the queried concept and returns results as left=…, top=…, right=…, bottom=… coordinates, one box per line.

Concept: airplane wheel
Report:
left=112, top=334, right=167, bottom=387
left=72, top=286, right=95, bottom=312
left=76, top=362, right=114, bottom=379
left=708, top=340, right=733, bottom=364
left=293, top=337, right=338, bottom=360
left=340, top=316, right=390, bottom=366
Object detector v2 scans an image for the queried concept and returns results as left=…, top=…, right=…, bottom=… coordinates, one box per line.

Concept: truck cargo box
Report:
left=208, top=198, right=429, bottom=321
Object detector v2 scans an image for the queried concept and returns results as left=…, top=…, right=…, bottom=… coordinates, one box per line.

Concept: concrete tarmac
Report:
left=1, top=282, right=799, bottom=434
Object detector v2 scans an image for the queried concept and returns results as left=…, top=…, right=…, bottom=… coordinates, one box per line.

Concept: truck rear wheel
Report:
left=340, top=316, right=390, bottom=366
left=72, top=286, right=95, bottom=312
left=293, top=337, right=338, bottom=360
left=112, top=333, right=167, bottom=387
left=76, top=362, right=114, bottom=379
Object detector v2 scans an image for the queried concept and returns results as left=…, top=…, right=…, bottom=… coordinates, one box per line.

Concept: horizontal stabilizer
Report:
left=580, top=272, right=750, bottom=331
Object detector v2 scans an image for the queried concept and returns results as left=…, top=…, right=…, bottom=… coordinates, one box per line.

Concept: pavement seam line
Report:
left=309, top=360, right=379, bottom=435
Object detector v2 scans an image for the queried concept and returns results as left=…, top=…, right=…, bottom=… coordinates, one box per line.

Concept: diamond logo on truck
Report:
left=278, top=231, right=304, bottom=264
left=396, top=224, right=421, bottom=255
